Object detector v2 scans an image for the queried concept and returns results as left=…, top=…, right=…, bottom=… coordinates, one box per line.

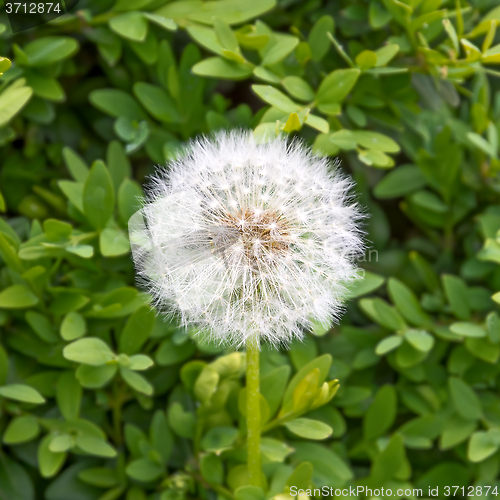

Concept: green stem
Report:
left=246, top=336, right=261, bottom=487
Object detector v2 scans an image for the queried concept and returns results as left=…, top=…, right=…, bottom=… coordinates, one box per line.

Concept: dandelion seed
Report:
left=129, top=130, right=364, bottom=349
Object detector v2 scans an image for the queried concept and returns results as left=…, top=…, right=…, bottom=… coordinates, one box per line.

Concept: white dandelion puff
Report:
left=129, top=130, right=365, bottom=348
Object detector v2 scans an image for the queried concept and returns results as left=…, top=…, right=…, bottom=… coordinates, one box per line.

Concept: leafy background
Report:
left=1, top=0, right=500, bottom=498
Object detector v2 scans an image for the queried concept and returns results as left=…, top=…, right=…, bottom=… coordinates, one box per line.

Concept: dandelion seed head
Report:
left=129, top=130, right=365, bottom=348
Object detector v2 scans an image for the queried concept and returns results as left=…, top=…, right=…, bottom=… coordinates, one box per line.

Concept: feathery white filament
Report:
left=129, top=131, right=364, bottom=348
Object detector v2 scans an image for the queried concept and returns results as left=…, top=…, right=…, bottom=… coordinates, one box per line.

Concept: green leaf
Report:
left=58, top=181, right=84, bottom=213
left=156, top=338, right=196, bottom=366
left=0, top=84, right=33, bottom=128
left=468, top=430, right=500, bottom=463
left=192, top=57, right=253, bottom=79
left=261, top=35, right=299, bottom=66
left=0, top=384, right=45, bottom=404
left=78, top=468, right=119, bottom=488
left=465, top=337, right=500, bottom=364
left=200, top=426, right=238, bottom=453
left=388, top=278, right=431, bottom=326
left=359, top=298, right=407, bottom=330
left=284, top=418, right=332, bottom=440
left=89, top=89, right=147, bottom=121
left=213, top=17, right=239, bottom=52
left=0, top=285, right=38, bottom=309
left=235, top=486, right=266, bottom=500
left=375, top=335, right=403, bottom=355
left=56, top=371, right=82, bottom=420
left=292, top=442, right=353, bottom=483
left=119, top=306, right=155, bottom=355
left=21, top=37, right=79, bottom=66
left=126, top=458, right=163, bottom=482
left=100, top=228, right=130, bottom=257
left=316, top=69, right=360, bottom=104
left=443, top=275, right=471, bottom=320
left=0, top=56, right=11, bottom=75
left=448, top=377, right=482, bottom=421
left=437, top=415, right=474, bottom=450
left=449, top=322, right=487, bottom=338
left=107, top=141, right=131, bottom=193
left=76, top=364, right=117, bottom=389
left=345, top=271, right=385, bottom=298
left=466, top=132, right=498, bottom=158
left=3, top=415, right=40, bottom=444
left=168, top=402, right=196, bottom=439
left=363, top=385, right=397, bottom=440
left=308, top=15, right=335, bottom=62
left=83, top=161, right=115, bottom=231
left=396, top=340, right=427, bottom=368
left=286, top=461, right=313, bottom=491
left=24, top=71, right=65, bottom=102
left=150, top=410, right=173, bottom=465
left=260, top=365, right=290, bottom=417
left=38, top=435, right=66, bottom=478
left=194, top=366, right=219, bottom=404
left=109, top=12, right=148, bottom=42
left=252, top=85, right=300, bottom=113
left=375, top=44, right=399, bottom=66
left=133, top=82, right=180, bottom=123
left=156, top=0, right=276, bottom=26
left=200, top=453, right=224, bottom=484
left=128, top=354, right=153, bottom=371
left=142, top=12, right=176, bottom=31
left=60, top=312, right=86, bottom=341
left=76, top=436, right=117, bottom=458
left=352, top=130, right=400, bottom=153
left=26, top=311, right=59, bottom=343
left=374, top=164, right=426, bottom=199
left=63, top=338, right=115, bottom=366
left=0, top=232, right=23, bottom=274
left=121, top=368, right=153, bottom=395
left=261, top=437, right=294, bottom=462
left=370, top=433, right=406, bottom=484
left=405, top=330, right=434, bottom=352
left=282, top=354, right=331, bottom=408
left=118, top=179, right=143, bottom=225
left=356, top=50, right=378, bottom=70
left=282, top=76, right=315, bottom=102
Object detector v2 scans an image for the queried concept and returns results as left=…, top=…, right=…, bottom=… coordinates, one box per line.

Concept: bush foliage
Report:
left=2, top=0, right=500, bottom=499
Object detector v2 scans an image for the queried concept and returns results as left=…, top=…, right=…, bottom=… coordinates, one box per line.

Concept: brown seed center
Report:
left=212, top=208, right=291, bottom=264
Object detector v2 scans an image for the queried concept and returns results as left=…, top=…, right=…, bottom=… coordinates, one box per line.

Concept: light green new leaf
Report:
left=0, top=384, right=45, bottom=404
left=252, top=85, right=300, bottom=113
left=3, top=415, right=40, bottom=444
left=60, top=311, right=86, bottom=341
left=100, top=228, right=130, bottom=257
left=63, top=338, right=115, bottom=366
left=121, top=368, right=154, bottom=395
left=468, top=430, right=500, bottom=463
left=0, top=285, right=39, bottom=309
left=193, top=57, right=253, bottom=79
left=284, top=418, right=332, bottom=440
left=109, top=12, right=148, bottom=41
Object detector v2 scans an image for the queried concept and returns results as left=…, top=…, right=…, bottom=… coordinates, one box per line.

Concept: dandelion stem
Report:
left=246, top=336, right=261, bottom=487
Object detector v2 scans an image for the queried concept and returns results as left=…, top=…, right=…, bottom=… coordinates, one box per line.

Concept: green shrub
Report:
left=1, top=0, right=500, bottom=499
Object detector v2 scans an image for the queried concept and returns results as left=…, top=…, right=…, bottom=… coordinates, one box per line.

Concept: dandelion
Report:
left=129, top=130, right=364, bottom=487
